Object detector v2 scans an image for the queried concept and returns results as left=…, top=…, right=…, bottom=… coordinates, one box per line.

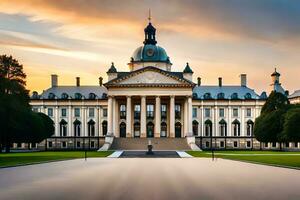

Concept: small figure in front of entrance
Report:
left=146, top=139, right=154, bottom=155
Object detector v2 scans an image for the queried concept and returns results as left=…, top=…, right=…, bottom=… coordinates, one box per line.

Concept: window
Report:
left=61, top=93, right=68, bottom=99
left=89, top=93, right=96, bottom=99
left=48, top=141, right=53, bottom=148
left=295, top=143, right=298, bottom=148
left=246, top=141, right=251, bottom=148
left=120, top=104, right=126, bottom=119
left=90, top=141, right=95, bottom=148
left=264, top=143, right=268, bottom=148
left=203, top=93, right=212, bottom=100
left=102, top=121, right=107, bottom=135
left=220, top=141, right=225, bottom=148
left=205, top=141, right=210, bottom=148
left=246, top=108, right=251, bottom=117
left=233, top=141, right=238, bottom=148
left=193, top=120, right=199, bottom=136
left=231, top=93, right=239, bottom=100
left=286, top=142, right=289, bottom=148
left=233, top=108, right=238, bottom=117
left=217, top=93, right=225, bottom=99
left=62, top=141, right=67, bottom=148
left=219, top=108, right=225, bottom=117
left=61, top=108, right=67, bottom=117
left=31, top=143, right=37, bottom=148
left=74, top=108, right=80, bottom=117
left=147, top=104, right=154, bottom=118
left=74, top=93, right=82, bottom=100
left=272, top=142, right=276, bottom=148
left=88, top=120, right=95, bottom=137
left=48, top=108, right=53, bottom=117
left=74, top=120, right=81, bottom=136
left=192, top=107, right=197, bottom=118
left=175, top=104, right=181, bottom=119
left=204, top=108, right=211, bottom=118
left=103, top=108, right=107, bottom=117
left=161, top=122, right=167, bottom=137
left=244, top=93, right=252, bottom=100
left=48, top=93, right=55, bottom=99
left=89, top=108, right=94, bottom=117
left=232, top=120, right=240, bottom=136
left=134, top=105, right=141, bottom=119
left=161, top=104, right=167, bottom=119
left=32, top=107, right=38, bottom=112
left=76, top=141, right=81, bottom=148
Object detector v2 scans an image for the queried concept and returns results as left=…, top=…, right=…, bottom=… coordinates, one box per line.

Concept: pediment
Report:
left=105, top=67, right=194, bottom=88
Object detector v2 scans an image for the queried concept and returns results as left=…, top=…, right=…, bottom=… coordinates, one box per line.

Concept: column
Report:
left=201, top=105, right=204, bottom=136
left=141, top=96, right=146, bottom=137
left=214, top=105, right=218, bottom=136
left=68, top=105, right=72, bottom=136
left=107, top=96, right=113, bottom=136
left=170, top=96, right=175, bottom=137
left=113, top=98, right=118, bottom=137
left=83, top=107, right=87, bottom=137
left=241, top=106, right=245, bottom=136
left=187, top=96, right=193, bottom=137
left=126, top=96, right=132, bottom=137
left=155, top=96, right=161, bottom=137
left=227, top=105, right=232, bottom=136
left=183, top=98, right=188, bottom=136
left=55, top=106, right=59, bottom=136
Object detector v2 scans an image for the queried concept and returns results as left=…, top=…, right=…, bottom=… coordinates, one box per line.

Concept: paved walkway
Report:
left=120, top=151, right=180, bottom=158
left=1, top=158, right=300, bottom=200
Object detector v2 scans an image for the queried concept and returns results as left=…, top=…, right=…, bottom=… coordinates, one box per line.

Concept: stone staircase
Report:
left=110, top=138, right=191, bottom=150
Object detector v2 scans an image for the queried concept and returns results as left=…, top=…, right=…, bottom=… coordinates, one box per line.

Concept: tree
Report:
left=281, top=108, right=300, bottom=142
left=0, top=55, right=54, bottom=152
left=261, top=91, right=288, bottom=114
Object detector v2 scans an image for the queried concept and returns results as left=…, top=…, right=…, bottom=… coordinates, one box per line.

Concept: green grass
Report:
left=186, top=150, right=300, bottom=169
left=0, top=151, right=114, bottom=168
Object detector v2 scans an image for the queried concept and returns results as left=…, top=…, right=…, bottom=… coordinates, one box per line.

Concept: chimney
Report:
left=51, top=74, right=58, bottom=87
left=76, top=77, right=80, bottom=87
left=218, top=77, right=222, bottom=87
left=240, top=74, right=247, bottom=87
left=197, top=77, right=201, bottom=86
left=99, top=77, right=103, bottom=86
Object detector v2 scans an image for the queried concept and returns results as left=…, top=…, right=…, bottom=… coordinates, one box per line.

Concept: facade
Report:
left=25, top=20, right=299, bottom=151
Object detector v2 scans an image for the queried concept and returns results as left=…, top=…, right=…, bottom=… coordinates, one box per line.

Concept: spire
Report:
left=144, top=10, right=157, bottom=45
left=107, top=62, right=117, bottom=73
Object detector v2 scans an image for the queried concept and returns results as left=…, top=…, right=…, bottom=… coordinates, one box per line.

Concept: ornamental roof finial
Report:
left=148, top=9, right=152, bottom=23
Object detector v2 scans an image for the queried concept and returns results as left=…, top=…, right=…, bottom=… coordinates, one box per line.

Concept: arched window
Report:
left=48, top=93, right=55, bottom=99
left=61, top=93, right=69, bottom=99
left=232, top=119, right=240, bottom=136
left=88, top=119, right=95, bottom=137
left=89, top=93, right=96, bottom=100
left=73, top=119, right=81, bottom=137
left=203, top=93, right=212, bottom=100
left=246, top=120, right=254, bottom=136
left=193, top=120, right=199, bottom=136
left=161, top=122, right=167, bottom=137
left=134, top=122, right=140, bottom=137
left=231, top=93, right=239, bottom=100
left=74, top=93, right=82, bottom=100
left=244, top=93, right=252, bottom=100
left=60, top=119, right=68, bottom=137
left=102, top=121, right=107, bottom=136
left=32, top=91, right=39, bottom=99
left=217, top=92, right=225, bottom=99
left=204, top=120, right=212, bottom=136
left=219, top=119, right=227, bottom=136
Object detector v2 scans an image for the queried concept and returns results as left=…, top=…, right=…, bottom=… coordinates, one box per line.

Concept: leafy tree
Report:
left=0, top=55, right=54, bottom=152
left=281, top=108, right=300, bottom=142
left=261, top=91, right=288, bottom=114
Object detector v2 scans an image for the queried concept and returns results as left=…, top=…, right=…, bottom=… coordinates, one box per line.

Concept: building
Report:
left=26, top=19, right=299, bottom=151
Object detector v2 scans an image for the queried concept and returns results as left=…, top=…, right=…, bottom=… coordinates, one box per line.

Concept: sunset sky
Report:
left=0, top=0, right=299, bottom=94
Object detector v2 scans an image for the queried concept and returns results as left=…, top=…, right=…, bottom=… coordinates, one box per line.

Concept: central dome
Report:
left=132, top=44, right=170, bottom=63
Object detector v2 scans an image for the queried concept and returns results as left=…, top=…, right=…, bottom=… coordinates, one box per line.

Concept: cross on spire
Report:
left=148, top=9, right=152, bottom=22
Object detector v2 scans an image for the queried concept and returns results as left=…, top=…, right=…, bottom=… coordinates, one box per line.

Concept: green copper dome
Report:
left=131, top=44, right=170, bottom=63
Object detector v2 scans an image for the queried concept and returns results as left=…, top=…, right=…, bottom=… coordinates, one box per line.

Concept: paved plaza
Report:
left=1, top=158, right=300, bottom=200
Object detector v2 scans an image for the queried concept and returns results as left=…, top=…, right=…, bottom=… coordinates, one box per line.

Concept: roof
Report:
left=107, top=62, right=117, bottom=73
left=131, top=44, right=170, bottom=63
left=289, top=90, right=300, bottom=98
left=183, top=63, right=193, bottom=73
left=192, top=85, right=261, bottom=100
left=34, top=86, right=107, bottom=100
left=273, top=83, right=285, bottom=94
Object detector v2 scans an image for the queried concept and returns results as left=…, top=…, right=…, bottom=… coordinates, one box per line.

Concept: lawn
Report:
left=186, top=150, right=300, bottom=169
left=0, top=151, right=114, bottom=168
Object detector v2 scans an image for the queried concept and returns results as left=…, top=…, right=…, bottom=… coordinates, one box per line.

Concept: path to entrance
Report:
left=1, top=158, right=300, bottom=200
left=120, top=151, right=180, bottom=158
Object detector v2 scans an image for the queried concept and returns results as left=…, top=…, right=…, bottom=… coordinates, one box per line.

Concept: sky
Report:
left=0, top=0, right=299, bottom=94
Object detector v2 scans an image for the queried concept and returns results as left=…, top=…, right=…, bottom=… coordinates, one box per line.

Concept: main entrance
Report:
left=147, top=122, right=154, bottom=138
left=120, top=122, right=126, bottom=138
left=175, top=122, right=181, bottom=138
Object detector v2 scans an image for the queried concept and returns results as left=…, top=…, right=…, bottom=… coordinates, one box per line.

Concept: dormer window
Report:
left=244, top=93, right=252, bottom=100
left=231, top=93, right=239, bottom=100
left=192, top=93, right=198, bottom=99
left=203, top=93, right=212, bottom=100
left=48, top=93, right=55, bottom=99
left=61, top=93, right=69, bottom=99
left=32, top=91, right=39, bottom=99
left=217, top=93, right=225, bottom=99
left=74, top=93, right=82, bottom=100
left=102, top=93, right=107, bottom=99
left=89, top=93, right=96, bottom=100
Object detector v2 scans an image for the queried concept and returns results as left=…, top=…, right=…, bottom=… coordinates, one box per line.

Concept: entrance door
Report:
left=147, top=122, right=154, bottom=138
left=175, top=122, right=181, bottom=138
left=120, top=122, right=126, bottom=138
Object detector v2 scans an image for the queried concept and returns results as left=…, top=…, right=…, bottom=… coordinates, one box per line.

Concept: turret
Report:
left=107, top=62, right=118, bottom=81
left=183, top=62, right=193, bottom=82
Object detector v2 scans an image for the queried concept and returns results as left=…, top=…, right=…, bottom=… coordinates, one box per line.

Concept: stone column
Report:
left=113, top=98, right=118, bottom=137
left=170, top=96, right=175, bottom=137
left=68, top=105, right=72, bottom=136
left=107, top=96, right=113, bottom=136
left=183, top=98, right=188, bottom=137
left=214, top=105, right=218, bottom=136
left=126, top=96, right=132, bottom=137
left=155, top=96, right=161, bottom=137
left=228, top=105, right=232, bottom=136
left=241, top=106, right=245, bottom=136
left=141, top=96, right=146, bottom=137
left=187, top=96, right=193, bottom=137
left=201, top=105, right=204, bottom=136
left=55, top=106, right=59, bottom=136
